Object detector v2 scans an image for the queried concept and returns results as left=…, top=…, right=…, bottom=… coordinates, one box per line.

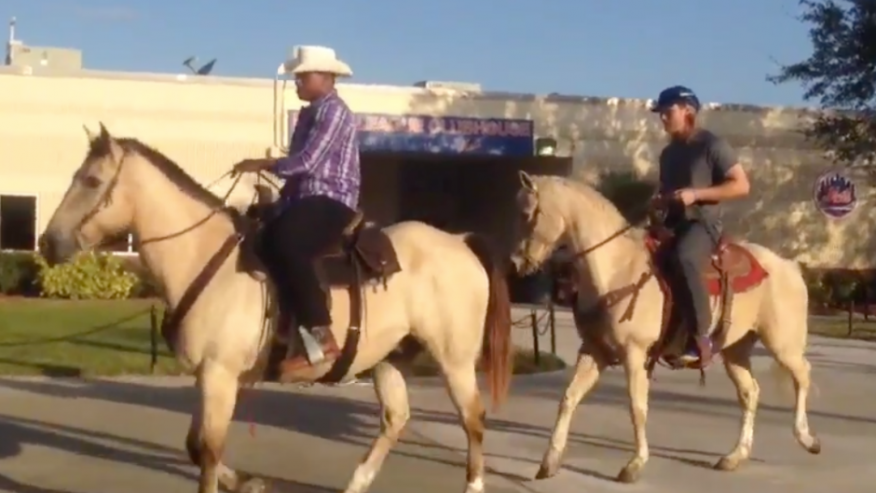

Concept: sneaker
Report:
left=677, top=337, right=712, bottom=366
left=696, top=336, right=713, bottom=367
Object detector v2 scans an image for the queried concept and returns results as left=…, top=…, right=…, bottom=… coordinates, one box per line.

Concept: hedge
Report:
left=0, top=251, right=160, bottom=300
left=0, top=251, right=41, bottom=296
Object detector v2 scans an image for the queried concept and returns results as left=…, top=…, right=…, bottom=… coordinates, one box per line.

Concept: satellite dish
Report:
left=182, top=56, right=217, bottom=75
left=196, top=58, right=216, bottom=75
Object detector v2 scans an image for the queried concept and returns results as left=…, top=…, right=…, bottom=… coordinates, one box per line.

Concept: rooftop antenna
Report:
left=182, top=55, right=217, bottom=75
left=6, top=16, right=17, bottom=65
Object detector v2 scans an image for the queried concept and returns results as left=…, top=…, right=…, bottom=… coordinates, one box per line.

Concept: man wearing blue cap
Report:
left=651, top=86, right=751, bottom=366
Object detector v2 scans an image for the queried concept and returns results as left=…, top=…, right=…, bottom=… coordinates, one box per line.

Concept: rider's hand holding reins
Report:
left=673, top=188, right=698, bottom=207
left=231, top=158, right=274, bottom=176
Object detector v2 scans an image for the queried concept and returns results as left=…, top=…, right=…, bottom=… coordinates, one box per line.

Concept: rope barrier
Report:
left=0, top=306, right=154, bottom=348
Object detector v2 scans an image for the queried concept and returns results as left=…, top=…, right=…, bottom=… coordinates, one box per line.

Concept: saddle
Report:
left=644, top=228, right=769, bottom=370
left=246, top=206, right=402, bottom=383
left=317, top=210, right=402, bottom=289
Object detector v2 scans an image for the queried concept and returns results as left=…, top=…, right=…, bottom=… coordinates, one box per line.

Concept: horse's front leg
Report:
left=616, top=345, right=651, bottom=483
left=343, top=361, right=411, bottom=493
left=535, top=349, right=607, bottom=479
left=714, top=336, right=759, bottom=471
left=186, top=362, right=264, bottom=493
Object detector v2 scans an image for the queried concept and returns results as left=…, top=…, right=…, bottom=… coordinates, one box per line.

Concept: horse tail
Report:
left=463, top=233, right=514, bottom=411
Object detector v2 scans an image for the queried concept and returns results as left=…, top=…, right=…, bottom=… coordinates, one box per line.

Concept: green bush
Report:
left=595, top=170, right=657, bottom=223
left=0, top=252, right=40, bottom=295
left=820, top=270, right=860, bottom=305
left=800, top=264, right=831, bottom=307
left=35, top=252, right=140, bottom=300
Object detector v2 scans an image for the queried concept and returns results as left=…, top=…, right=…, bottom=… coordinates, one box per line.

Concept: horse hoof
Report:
left=713, top=457, right=739, bottom=472
left=534, top=463, right=557, bottom=480
left=616, top=465, right=640, bottom=484
left=237, top=476, right=268, bottom=493
left=807, top=436, right=822, bottom=455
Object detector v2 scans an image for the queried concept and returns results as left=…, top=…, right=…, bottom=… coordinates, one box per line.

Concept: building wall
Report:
left=0, top=67, right=870, bottom=267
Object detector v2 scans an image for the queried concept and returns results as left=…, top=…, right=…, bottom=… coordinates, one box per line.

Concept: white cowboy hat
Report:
left=283, top=45, right=353, bottom=78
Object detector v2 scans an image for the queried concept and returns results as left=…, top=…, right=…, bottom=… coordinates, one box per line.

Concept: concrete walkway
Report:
left=0, top=307, right=872, bottom=492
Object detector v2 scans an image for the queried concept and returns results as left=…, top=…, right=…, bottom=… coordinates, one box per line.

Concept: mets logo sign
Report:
left=813, top=171, right=858, bottom=219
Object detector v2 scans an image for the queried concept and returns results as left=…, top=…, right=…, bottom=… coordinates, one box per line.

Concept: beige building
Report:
left=0, top=65, right=871, bottom=268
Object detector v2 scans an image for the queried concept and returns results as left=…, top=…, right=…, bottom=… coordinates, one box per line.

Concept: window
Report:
left=0, top=195, right=37, bottom=251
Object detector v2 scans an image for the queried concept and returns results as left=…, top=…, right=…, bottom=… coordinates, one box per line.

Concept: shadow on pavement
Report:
left=0, top=413, right=192, bottom=493
left=0, top=412, right=359, bottom=493
left=2, top=367, right=871, bottom=491
left=0, top=376, right=777, bottom=486
left=0, top=475, right=74, bottom=493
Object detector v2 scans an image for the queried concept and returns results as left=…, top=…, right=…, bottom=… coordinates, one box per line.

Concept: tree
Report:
left=769, top=0, right=876, bottom=168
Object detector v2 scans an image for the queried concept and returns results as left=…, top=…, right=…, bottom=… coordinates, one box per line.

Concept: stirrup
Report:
left=298, top=326, right=326, bottom=364
left=676, top=352, right=699, bottom=364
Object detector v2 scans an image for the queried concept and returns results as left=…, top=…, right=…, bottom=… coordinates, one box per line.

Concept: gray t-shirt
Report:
left=658, top=129, right=738, bottom=229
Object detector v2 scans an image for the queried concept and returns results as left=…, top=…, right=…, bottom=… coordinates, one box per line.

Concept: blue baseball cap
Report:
left=651, top=85, right=701, bottom=113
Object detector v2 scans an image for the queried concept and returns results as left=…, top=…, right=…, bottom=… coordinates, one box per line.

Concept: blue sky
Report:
left=2, top=0, right=813, bottom=106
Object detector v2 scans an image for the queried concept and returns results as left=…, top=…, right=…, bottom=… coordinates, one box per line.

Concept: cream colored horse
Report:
left=39, top=124, right=514, bottom=493
left=509, top=172, right=820, bottom=483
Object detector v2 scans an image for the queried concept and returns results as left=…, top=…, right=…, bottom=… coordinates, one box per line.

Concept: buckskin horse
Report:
left=510, top=171, right=819, bottom=483
left=38, top=124, right=514, bottom=493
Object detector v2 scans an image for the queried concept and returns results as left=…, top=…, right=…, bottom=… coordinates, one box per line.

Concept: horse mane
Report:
left=530, top=174, right=648, bottom=245
left=88, top=136, right=226, bottom=209
left=532, top=175, right=628, bottom=224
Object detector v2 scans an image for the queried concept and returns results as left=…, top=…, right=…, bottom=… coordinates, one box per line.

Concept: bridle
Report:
left=71, top=149, right=254, bottom=251
left=518, top=195, right=638, bottom=273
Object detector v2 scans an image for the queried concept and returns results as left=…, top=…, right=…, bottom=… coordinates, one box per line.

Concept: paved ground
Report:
left=0, top=307, right=874, bottom=493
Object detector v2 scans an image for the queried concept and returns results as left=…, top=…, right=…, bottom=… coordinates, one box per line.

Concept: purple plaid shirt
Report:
left=272, top=90, right=360, bottom=210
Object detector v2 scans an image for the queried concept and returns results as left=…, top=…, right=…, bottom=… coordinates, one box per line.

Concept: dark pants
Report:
left=668, top=221, right=716, bottom=337
left=260, top=196, right=357, bottom=328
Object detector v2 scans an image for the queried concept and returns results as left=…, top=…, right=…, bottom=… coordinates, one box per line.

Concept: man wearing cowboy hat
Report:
left=232, top=46, right=359, bottom=373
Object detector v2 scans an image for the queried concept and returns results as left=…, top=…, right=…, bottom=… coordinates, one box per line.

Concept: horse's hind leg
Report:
left=535, top=349, right=607, bottom=480
left=762, top=337, right=821, bottom=455
left=186, top=362, right=264, bottom=493
left=715, top=333, right=760, bottom=471
left=343, top=361, right=411, bottom=493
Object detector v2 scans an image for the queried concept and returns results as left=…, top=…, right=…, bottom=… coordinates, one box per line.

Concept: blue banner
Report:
left=288, top=111, right=535, bottom=157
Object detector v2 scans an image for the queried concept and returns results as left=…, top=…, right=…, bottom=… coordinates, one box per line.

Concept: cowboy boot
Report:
left=279, top=326, right=341, bottom=378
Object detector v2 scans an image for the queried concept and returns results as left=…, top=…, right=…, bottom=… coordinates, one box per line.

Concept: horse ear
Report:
left=82, top=124, right=98, bottom=143
left=97, top=122, right=124, bottom=165
left=519, top=170, right=537, bottom=192
left=98, top=122, right=111, bottom=141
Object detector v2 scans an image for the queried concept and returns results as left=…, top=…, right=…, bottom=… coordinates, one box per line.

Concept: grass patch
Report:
left=0, top=299, right=571, bottom=378
left=0, top=299, right=181, bottom=376
left=403, top=346, right=566, bottom=377
left=4, top=298, right=875, bottom=379
left=809, top=316, right=876, bottom=342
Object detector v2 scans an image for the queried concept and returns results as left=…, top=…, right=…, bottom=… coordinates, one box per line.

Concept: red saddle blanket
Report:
left=645, top=236, right=769, bottom=296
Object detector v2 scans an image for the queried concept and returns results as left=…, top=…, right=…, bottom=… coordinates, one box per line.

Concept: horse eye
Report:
left=83, top=176, right=102, bottom=189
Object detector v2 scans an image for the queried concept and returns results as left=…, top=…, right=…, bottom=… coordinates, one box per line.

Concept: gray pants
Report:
left=668, top=221, right=716, bottom=337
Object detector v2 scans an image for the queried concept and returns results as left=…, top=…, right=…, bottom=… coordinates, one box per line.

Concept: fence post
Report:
left=530, top=309, right=541, bottom=366
left=548, top=301, right=557, bottom=356
left=150, top=305, right=159, bottom=373
left=847, top=300, right=855, bottom=337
